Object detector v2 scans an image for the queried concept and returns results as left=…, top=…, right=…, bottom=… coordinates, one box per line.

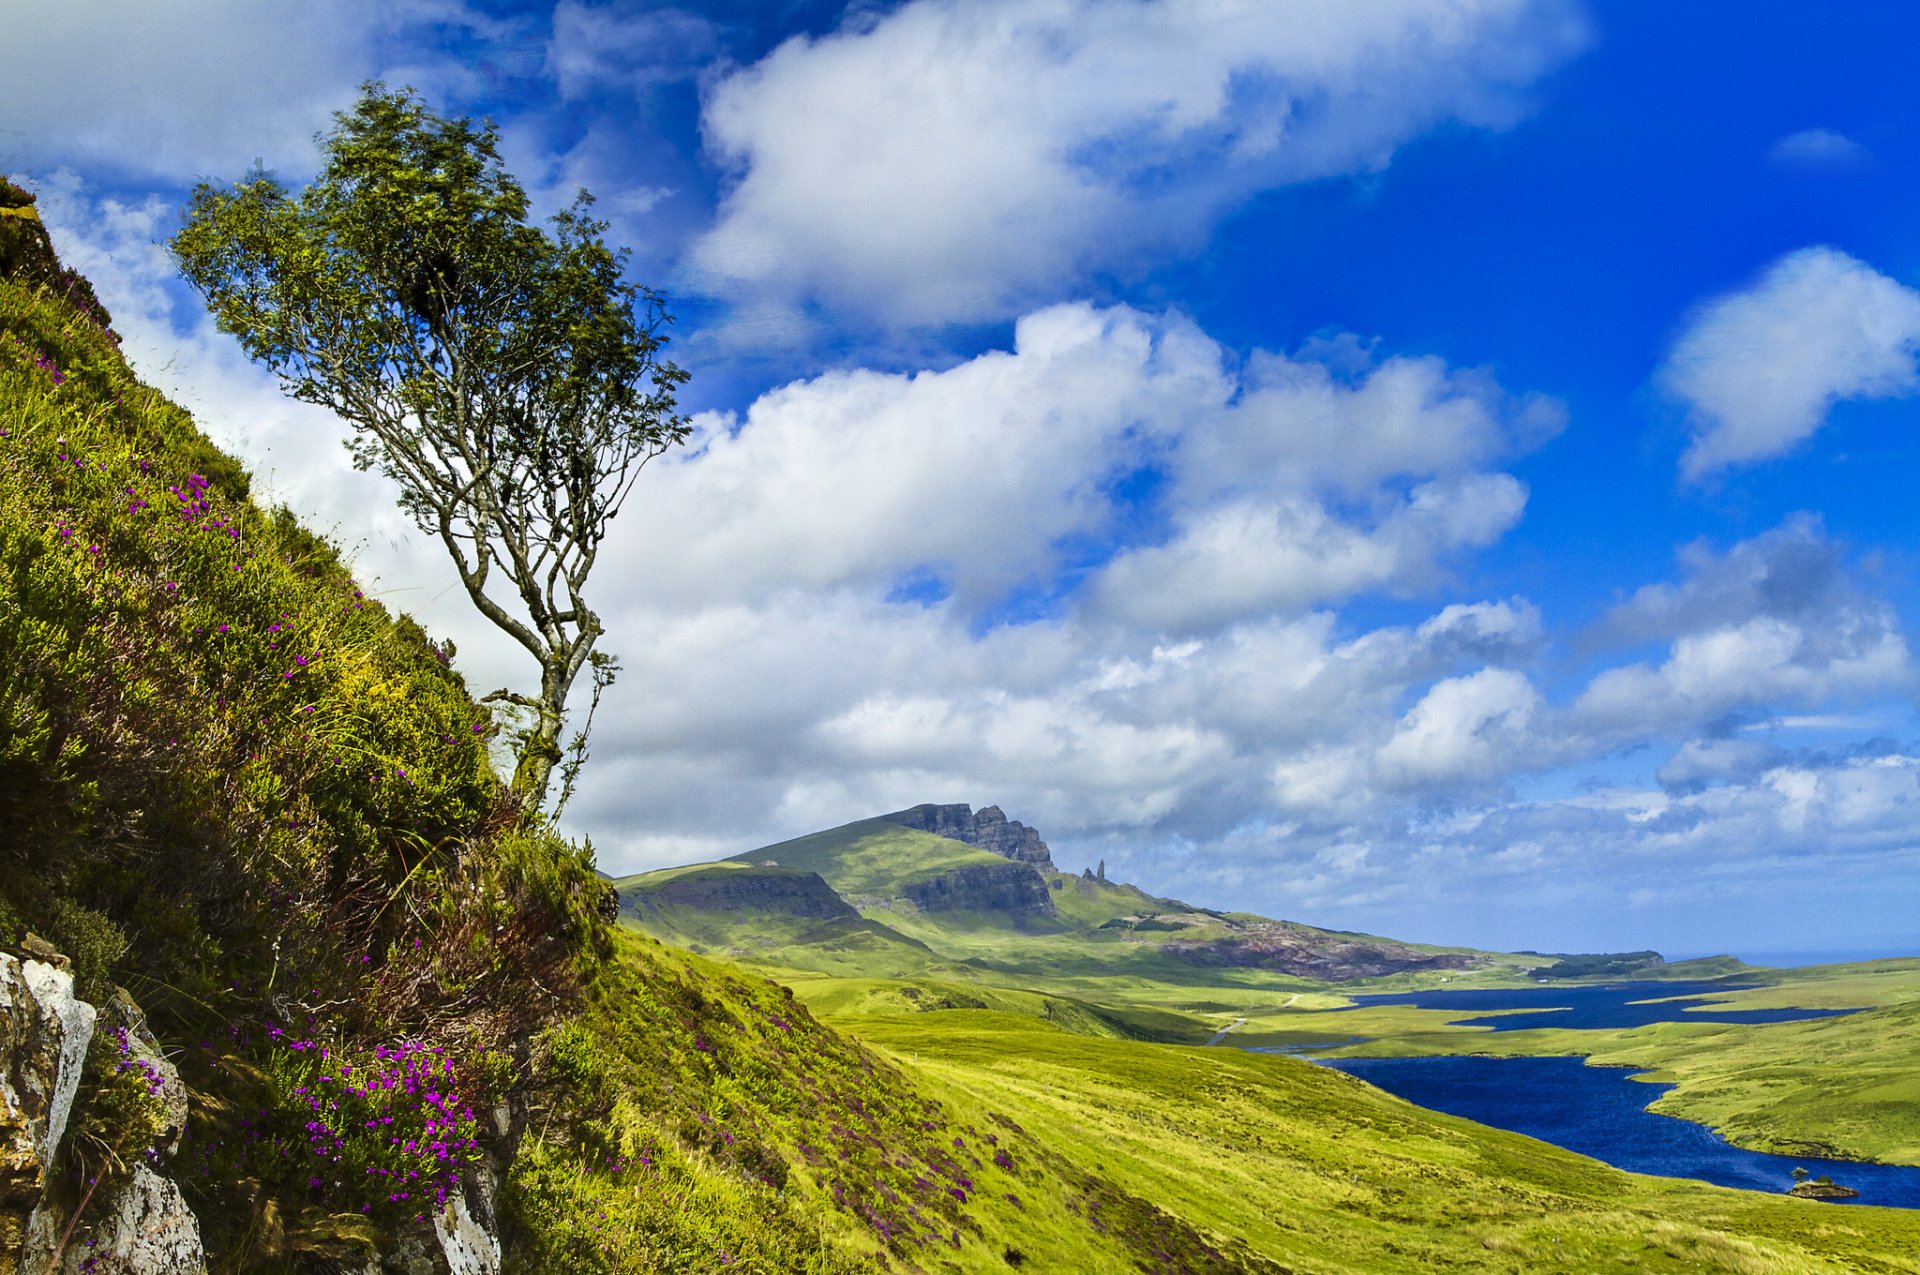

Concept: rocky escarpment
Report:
left=1160, top=923, right=1478, bottom=982
left=902, top=862, right=1057, bottom=918
left=625, top=867, right=856, bottom=922
left=882, top=803, right=1056, bottom=870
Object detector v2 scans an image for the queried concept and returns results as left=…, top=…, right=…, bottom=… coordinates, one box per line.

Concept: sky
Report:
left=5, top=0, right=1920, bottom=959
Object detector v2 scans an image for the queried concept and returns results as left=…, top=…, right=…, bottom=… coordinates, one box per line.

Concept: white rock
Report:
left=431, top=1182, right=501, bottom=1275
left=1, top=952, right=98, bottom=1172
left=55, top=1164, right=206, bottom=1275
left=23, top=959, right=98, bottom=1163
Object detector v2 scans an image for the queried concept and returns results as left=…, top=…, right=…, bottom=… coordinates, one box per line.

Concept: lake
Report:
left=1323, top=1054, right=1920, bottom=1207
left=1345, top=979, right=1859, bottom=1032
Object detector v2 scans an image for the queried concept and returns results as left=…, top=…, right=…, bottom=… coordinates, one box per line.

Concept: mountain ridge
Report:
left=619, top=804, right=1502, bottom=986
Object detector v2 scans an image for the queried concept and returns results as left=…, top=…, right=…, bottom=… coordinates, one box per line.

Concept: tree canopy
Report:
left=172, top=84, right=689, bottom=812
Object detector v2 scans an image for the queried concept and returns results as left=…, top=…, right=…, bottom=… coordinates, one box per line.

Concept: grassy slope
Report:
left=552, top=932, right=1920, bottom=1274
left=522, top=930, right=1310, bottom=1274
left=1, top=184, right=1243, bottom=1274
left=18, top=174, right=1904, bottom=1271
left=840, top=1010, right=1920, bottom=1274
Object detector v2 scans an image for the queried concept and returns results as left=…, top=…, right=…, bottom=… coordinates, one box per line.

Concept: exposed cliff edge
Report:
left=901, top=861, right=1057, bottom=917
left=881, top=803, right=1056, bottom=870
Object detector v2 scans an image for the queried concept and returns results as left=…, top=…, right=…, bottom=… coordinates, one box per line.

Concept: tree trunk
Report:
left=510, top=665, right=570, bottom=811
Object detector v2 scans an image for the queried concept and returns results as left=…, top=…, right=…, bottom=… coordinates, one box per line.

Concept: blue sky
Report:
left=6, top=0, right=1920, bottom=959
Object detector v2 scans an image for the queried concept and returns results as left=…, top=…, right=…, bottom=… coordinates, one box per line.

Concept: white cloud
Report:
left=1087, top=474, right=1525, bottom=633
left=1656, top=736, right=1780, bottom=793
left=1376, top=667, right=1541, bottom=788
left=1575, top=516, right=1913, bottom=739
left=692, top=0, right=1586, bottom=328
left=630, top=303, right=1229, bottom=608
left=1769, top=128, right=1872, bottom=170
left=1177, top=342, right=1565, bottom=503
left=621, top=302, right=1550, bottom=628
left=547, top=4, right=722, bottom=98
left=1661, top=247, right=1920, bottom=478
left=0, top=0, right=471, bottom=182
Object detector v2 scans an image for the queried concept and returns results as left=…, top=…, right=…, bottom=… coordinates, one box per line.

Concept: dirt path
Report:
left=1204, top=1016, right=1247, bottom=1046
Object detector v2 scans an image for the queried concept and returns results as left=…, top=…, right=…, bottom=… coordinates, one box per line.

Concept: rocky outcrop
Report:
left=0, top=943, right=509, bottom=1274
left=882, top=803, right=1056, bottom=870
left=2, top=947, right=99, bottom=1265
left=1160, top=924, right=1478, bottom=982
left=902, top=862, right=1056, bottom=918
left=5, top=943, right=213, bottom=1275
left=42, top=1165, right=206, bottom=1274
left=627, top=868, right=856, bottom=922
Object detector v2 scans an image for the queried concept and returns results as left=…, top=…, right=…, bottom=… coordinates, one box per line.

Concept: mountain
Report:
left=616, top=804, right=1512, bottom=989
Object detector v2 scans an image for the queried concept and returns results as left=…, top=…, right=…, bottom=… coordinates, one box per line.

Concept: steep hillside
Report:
left=0, top=179, right=1271, bottom=1274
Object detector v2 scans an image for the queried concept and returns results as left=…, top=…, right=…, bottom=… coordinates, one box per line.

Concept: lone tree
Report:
left=172, top=84, right=689, bottom=813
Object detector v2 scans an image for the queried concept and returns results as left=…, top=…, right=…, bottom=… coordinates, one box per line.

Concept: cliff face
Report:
left=882, top=804, right=1056, bottom=870
left=627, top=868, right=855, bottom=922
left=902, top=862, right=1057, bottom=917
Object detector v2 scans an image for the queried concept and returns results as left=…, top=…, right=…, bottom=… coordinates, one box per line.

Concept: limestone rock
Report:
left=2, top=950, right=97, bottom=1261
left=376, top=1173, right=502, bottom=1275
left=431, top=1172, right=501, bottom=1275
left=49, top=1165, right=206, bottom=1274
left=882, top=803, right=1056, bottom=870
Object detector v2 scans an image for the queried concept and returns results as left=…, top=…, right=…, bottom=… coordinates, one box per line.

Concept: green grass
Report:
left=839, top=1010, right=1920, bottom=1273
left=731, top=816, right=1013, bottom=898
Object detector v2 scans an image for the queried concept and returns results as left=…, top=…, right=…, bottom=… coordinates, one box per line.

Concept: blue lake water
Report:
left=1323, top=1054, right=1920, bottom=1208
left=1345, top=979, right=1860, bottom=1032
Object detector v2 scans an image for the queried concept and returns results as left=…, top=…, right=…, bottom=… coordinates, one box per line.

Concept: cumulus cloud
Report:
left=620, top=303, right=1550, bottom=627
left=692, top=0, right=1586, bottom=328
left=1087, top=475, right=1526, bottom=633
left=1661, top=247, right=1920, bottom=478
left=1376, top=667, right=1542, bottom=788
left=1656, top=736, right=1781, bottom=793
left=1574, top=517, right=1912, bottom=738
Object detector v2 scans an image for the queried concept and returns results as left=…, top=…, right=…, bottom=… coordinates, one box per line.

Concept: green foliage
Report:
left=37, top=895, right=126, bottom=1002
left=0, top=177, right=609, bottom=1265
left=170, top=84, right=691, bottom=809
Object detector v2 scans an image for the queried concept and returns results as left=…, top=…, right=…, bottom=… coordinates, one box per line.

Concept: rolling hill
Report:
left=615, top=804, right=1539, bottom=1003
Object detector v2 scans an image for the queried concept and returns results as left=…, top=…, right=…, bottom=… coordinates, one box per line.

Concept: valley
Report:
left=614, top=801, right=1920, bottom=1269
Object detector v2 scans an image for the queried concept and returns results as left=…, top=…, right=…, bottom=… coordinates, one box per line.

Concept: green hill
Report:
left=616, top=808, right=1542, bottom=1033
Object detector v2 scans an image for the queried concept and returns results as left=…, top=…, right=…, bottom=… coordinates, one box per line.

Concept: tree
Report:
left=172, top=84, right=689, bottom=813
